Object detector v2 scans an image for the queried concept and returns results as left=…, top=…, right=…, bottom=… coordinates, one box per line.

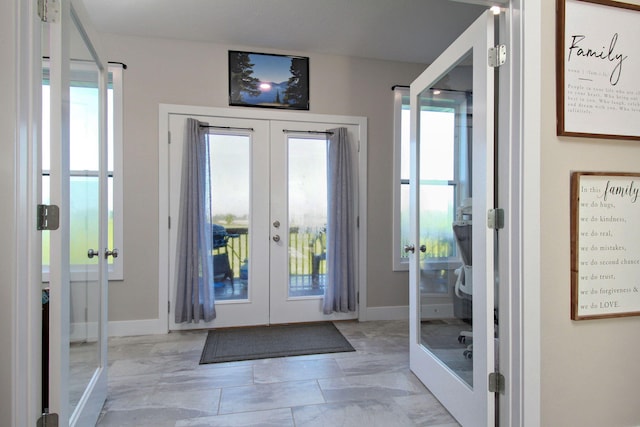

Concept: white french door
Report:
left=168, top=115, right=271, bottom=329
left=167, top=113, right=361, bottom=330
left=408, top=10, right=497, bottom=427
left=269, top=121, right=360, bottom=324
left=44, top=0, right=109, bottom=425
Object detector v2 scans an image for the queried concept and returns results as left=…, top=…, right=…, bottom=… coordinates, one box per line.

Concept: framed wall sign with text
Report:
left=557, top=0, right=640, bottom=140
left=571, top=172, right=640, bottom=320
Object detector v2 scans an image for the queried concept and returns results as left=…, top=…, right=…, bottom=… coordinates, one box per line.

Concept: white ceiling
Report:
left=82, top=0, right=489, bottom=64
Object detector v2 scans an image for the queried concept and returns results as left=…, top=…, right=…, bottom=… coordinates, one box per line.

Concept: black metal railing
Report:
left=218, top=226, right=326, bottom=287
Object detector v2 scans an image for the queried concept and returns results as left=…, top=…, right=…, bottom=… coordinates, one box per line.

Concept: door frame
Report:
left=158, top=104, right=368, bottom=330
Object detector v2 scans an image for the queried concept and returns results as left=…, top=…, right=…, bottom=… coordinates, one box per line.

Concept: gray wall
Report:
left=101, top=34, right=426, bottom=321
left=538, top=0, right=640, bottom=424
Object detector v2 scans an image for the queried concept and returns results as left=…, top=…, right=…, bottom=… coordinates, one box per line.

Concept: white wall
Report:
left=538, top=0, right=640, bottom=425
left=100, top=34, right=426, bottom=323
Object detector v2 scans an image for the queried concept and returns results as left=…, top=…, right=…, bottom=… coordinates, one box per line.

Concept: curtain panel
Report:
left=323, top=127, right=357, bottom=314
left=174, top=118, right=216, bottom=323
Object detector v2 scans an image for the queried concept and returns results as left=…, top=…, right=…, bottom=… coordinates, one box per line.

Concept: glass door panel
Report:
left=418, top=84, right=473, bottom=386
left=409, top=10, right=495, bottom=427
left=209, top=133, right=251, bottom=301
left=287, top=137, right=328, bottom=297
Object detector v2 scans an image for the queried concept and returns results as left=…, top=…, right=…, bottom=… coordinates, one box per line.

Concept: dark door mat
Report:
left=200, top=322, right=355, bottom=364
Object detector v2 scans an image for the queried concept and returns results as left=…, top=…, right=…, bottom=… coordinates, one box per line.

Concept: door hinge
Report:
left=356, top=216, right=359, bottom=228
left=357, top=292, right=359, bottom=304
left=487, top=208, right=504, bottom=230
left=37, top=204, right=60, bottom=231
left=38, top=0, right=59, bottom=23
left=488, top=44, right=507, bottom=68
left=37, top=412, right=59, bottom=427
left=168, top=216, right=171, bottom=229
left=168, top=131, right=171, bottom=144
left=488, top=372, right=505, bottom=394
left=168, top=301, right=170, bottom=313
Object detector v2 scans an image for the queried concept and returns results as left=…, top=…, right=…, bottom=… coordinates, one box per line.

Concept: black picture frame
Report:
left=228, top=50, right=309, bottom=110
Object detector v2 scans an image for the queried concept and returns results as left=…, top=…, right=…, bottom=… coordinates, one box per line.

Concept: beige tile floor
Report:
left=97, top=320, right=460, bottom=427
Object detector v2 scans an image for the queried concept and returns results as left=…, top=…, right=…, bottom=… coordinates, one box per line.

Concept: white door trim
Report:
left=12, top=0, right=42, bottom=425
left=158, top=104, right=368, bottom=331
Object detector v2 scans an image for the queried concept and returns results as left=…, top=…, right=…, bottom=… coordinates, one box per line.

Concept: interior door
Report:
left=408, top=10, right=496, bottom=427
left=44, top=0, right=109, bottom=425
left=269, top=121, right=359, bottom=324
left=168, top=114, right=271, bottom=329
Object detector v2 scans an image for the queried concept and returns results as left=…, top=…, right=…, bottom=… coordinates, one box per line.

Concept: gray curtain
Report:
left=174, top=118, right=216, bottom=323
left=323, top=127, right=356, bottom=314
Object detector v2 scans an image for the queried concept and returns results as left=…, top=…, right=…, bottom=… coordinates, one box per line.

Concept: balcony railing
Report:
left=216, top=225, right=327, bottom=285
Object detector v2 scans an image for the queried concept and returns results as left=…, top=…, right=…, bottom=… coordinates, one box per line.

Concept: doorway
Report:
left=161, top=107, right=367, bottom=330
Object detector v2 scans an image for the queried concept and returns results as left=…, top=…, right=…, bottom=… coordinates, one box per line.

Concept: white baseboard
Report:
left=362, top=305, right=409, bottom=321
left=108, top=318, right=167, bottom=337
left=361, top=304, right=454, bottom=322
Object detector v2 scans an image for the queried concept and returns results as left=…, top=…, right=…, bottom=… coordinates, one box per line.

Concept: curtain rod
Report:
left=200, top=125, right=254, bottom=132
left=282, top=129, right=334, bottom=135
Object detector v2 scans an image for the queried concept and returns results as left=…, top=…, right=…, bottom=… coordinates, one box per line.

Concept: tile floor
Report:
left=97, top=320, right=460, bottom=427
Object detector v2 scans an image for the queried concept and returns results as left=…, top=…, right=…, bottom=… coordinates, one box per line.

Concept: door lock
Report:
left=104, top=248, right=119, bottom=259
left=273, top=220, right=280, bottom=228
left=272, top=235, right=281, bottom=242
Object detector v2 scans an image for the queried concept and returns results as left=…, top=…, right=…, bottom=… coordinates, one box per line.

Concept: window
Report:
left=392, top=86, right=470, bottom=271
left=42, top=62, right=124, bottom=280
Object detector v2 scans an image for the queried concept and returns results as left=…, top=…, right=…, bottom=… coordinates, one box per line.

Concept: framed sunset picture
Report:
left=228, top=50, right=310, bottom=110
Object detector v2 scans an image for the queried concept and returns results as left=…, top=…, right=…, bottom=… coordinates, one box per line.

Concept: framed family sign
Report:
left=570, top=172, right=640, bottom=320
left=556, top=0, right=640, bottom=140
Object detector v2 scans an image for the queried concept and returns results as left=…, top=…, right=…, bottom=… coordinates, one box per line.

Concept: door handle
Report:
left=104, top=248, right=119, bottom=259
left=87, top=249, right=99, bottom=259
left=273, top=220, right=280, bottom=228
left=404, top=244, right=415, bottom=254
left=420, top=245, right=427, bottom=253
left=272, top=235, right=281, bottom=242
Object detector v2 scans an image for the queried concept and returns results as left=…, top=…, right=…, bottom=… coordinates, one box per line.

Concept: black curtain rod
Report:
left=200, top=124, right=254, bottom=132
left=392, top=84, right=472, bottom=95
left=41, top=56, right=128, bottom=70
left=282, top=129, right=334, bottom=135
left=108, top=61, right=128, bottom=70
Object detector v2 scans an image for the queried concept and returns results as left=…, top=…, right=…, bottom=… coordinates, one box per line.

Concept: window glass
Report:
left=42, top=63, right=124, bottom=280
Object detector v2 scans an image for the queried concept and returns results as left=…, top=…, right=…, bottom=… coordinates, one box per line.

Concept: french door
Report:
left=43, top=0, right=110, bottom=425
left=167, top=113, right=360, bottom=330
left=408, top=10, right=497, bottom=427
